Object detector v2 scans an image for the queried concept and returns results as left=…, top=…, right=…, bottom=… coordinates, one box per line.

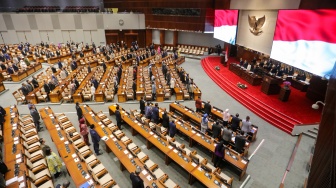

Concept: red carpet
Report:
left=201, top=56, right=322, bottom=134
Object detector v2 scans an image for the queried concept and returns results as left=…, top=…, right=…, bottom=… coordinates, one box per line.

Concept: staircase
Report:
left=201, top=57, right=301, bottom=134
left=303, top=127, right=319, bottom=139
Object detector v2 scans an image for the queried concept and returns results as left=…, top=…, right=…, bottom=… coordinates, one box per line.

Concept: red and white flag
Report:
left=214, top=10, right=239, bottom=45
left=271, top=10, right=336, bottom=77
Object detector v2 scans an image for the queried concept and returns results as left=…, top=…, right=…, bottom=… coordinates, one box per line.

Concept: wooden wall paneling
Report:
left=105, top=33, right=118, bottom=45
left=124, top=33, right=138, bottom=47
left=159, top=30, right=165, bottom=45
left=299, top=0, right=336, bottom=9
left=146, top=29, right=152, bottom=46
left=307, top=64, right=336, bottom=187
left=173, top=31, right=178, bottom=46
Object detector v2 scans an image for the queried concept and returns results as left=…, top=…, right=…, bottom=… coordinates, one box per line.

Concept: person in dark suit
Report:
left=132, top=80, right=136, bottom=98
left=203, top=101, right=212, bottom=116
left=231, top=113, right=241, bottom=131
left=91, top=77, right=99, bottom=90
left=101, top=61, right=107, bottom=73
left=73, top=78, right=80, bottom=90
left=222, top=125, right=233, bottom=145
left=139, top=97, right=145, bottom=114
left=169, top=120, right=177, bottom=138
left=71, top=61, right=77, bottom=71
left=130, top=168, right=144, bottom=188
left=7, top=66, right=15, bottom=74
left=235, top=131, right=246, bottom=153
left=243, top=60, right=248, bottom=69
left=75, top=102, right=83, bottom=120
left=115, top=105, right=122, bottom=130
left=30, top=105, right=42, bottom=131
left=12, top=64, right=19, bottom=72
left=43, top=81, right=51, bottom=100
left=161, top=108, right=169, bottom=129
left=32, top=76, right=39, bottom=89
left=20, top=83, right=29, bottom=96
left=57, top=60, right=63, bottom=70
left=79, top=51, right=84, bottom=58
left=51, top=66, right=57, bottom=73
left=89, top=124, right=103, bottom=155
left=212, top=121, right=222, bottom=139
left=151, top=103, right=159, bottom=124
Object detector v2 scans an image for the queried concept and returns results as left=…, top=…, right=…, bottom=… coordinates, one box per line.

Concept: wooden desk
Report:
left=4, top=142, right=24, bottom=163
left=82, top=105, right=166, bottom=188
left=190, top=167, right=231, bottom=188
left=11, top=71, right=27, bottom=82
left=39, top=107, right=99, bottom=188
left=72, top=68, right=95, bottom=103
left=287, top=77, right=309, bottom=92
left=174, top=88, right=183, bottom=100
left=224, top=148, right=248, bottom=181
left=5, top=160, right=28, bottom=188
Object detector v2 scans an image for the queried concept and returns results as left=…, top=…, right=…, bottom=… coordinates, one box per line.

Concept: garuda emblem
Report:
left=248, top=15, right=266, bottom=36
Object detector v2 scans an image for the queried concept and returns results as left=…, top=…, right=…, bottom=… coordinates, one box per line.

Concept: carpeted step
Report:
left=201, top=58, right=295, bottom=134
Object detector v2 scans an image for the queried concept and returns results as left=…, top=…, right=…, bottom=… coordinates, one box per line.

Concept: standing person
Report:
left=139, top=97, right=145, bottom=114
left=75, top=102, right=83, bottom=120
left=187, top=80, right=194, bottom=100
left=39, top=138, right=50, bottom=157
left=45, top=148, right=63, bottom=178
left=213, top=141, right=225, bottom=168
left=151, top=82, right=156, bottom=100
left=130, top=168, right=144, bottom=188
left=31, top=76, right=39, bottom=89
left=79, top=117, right=90, bottom=146
left=231, top=113, right=241, bottom=132
left=89, top=124, right=102, bottom=155
left=30, top=106, right=42, bottom=131
left=90, top=84, right=96, bottom=101
left=222, top=109, right=230, bottom=127
left=201, top=114, right=208, bottom=133
left=151, top=103, right=159, bottom=123
left=145, top=102, right=152, bottom=120
left=195, top=97, right=202, bottom=112
left=43, top=81, right=51, bottom=101
left=204, top=101, right=212, bottom=116
left=55, top=181, right=70, bottom=188
left=212, top=121, right=222, bottom=139
left=161, top=108, right=169, bottom=129
left=115, top=106, right=122, bottom=130
left=170, top=77, right=175, bottom=95
left=222, top=125, right=233, bottom=145
left=235, top=131, right=247, bottom=153
left=169, top=120, right=177, bottom=138
left=241, top=116, right=252, bottom=135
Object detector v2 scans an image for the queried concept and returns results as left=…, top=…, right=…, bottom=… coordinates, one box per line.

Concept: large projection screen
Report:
left=271, top=10, right=336, bottom=78
left=214, top=10, right=239, bottom=45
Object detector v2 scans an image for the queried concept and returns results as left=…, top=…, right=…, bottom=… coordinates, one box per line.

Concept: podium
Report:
left=278, top=87, right=291, bottom=102
left=220, top=55, right=227, bottom=66
left=261, top=75, right=281, bottom=95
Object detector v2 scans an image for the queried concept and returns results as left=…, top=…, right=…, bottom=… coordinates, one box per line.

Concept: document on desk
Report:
left=149, top=132, right=154, bottom=135
left=101, top=136, right=109, bottom=141
left=123, top=150, right=129, bottom=154
left=74, top=158, right=80, bottom=163
left=128, top=154, right=133, bottom=159
left=88, top=179, right=94, bottom=185
left=16, top=158, right=22, bottom=163
left=17, top=176, right=24, bottom=182
left=192, top=130, right=196, bottom=134
left=5, top=177, right=17, bottom=186
left=110, top=134, right=114, bottom=138
left=85, top=174, right=90, bottom=179
left=196, top=133, right=201, bottom=136
left=19, top=182, right=25, bottom=188
left=241, top=160, right=247, bottom=164
left=173, top=149, right=178, bottom=153
left=154, top=135, right=158, bottom=138
left=168, top=146, right=173, bottom=149
left=72, top=153, right=77, bottom=158
left=142, top=169, right=148, bottom=175
left=16, top=154, right=21, bottom=159
left=191, top=162, right=197, bottom=167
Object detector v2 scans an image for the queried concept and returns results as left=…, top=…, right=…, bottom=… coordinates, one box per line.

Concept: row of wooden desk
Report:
left=47, top=48, right=92, bottom=64
left=10, top=63, right=42, bottom=82
left=229, top=63, right=262, bottom=86
left=108, top=104, right=237, bottom=186
left=166, top=103, right=251, bottom=180
left=39, top=107, right=106, bottom=188
left=3, top=106, right=54, bottom=188
left=82, top=105, right=177, bottom=188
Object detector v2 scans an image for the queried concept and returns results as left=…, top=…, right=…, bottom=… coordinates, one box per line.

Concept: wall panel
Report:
left=11, top=15, right=30, bottom=30
left=0, top=16, right=7, bottom=31
left=230, top=0, right=300, bottom=10
left=58, top=14, right=76, bottom=30
left=164, top=30, right=174, bottom=45
left=81, top=14, right=97, bottom=30
left=236, top=10, right=278, bottom=55
left=35, top=14, right=53, bottom=30
left=178, top=31, right=222, bottom=47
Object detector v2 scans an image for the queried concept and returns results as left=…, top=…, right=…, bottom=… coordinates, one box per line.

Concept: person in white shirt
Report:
left=170, top=78, right=175, bottom=94
left=13, top=56, right=19, bottom=65
left=60, top=68, right=67, bottom=80
left=91, top=84, right=96, bottom=101
left=20, top=60, right=27, bottom=69
left=222, top=109, right=230, bottom=126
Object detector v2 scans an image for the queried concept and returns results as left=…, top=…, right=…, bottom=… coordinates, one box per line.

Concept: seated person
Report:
left=276, top=68, right=284, bottom=77
left=234, top=131, right=246, bottom=153
left=243, top=60, right=248, bottom=69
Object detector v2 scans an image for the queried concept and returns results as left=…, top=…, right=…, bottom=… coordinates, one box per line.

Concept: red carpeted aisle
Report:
left=201, top=56, right=321, bottom=134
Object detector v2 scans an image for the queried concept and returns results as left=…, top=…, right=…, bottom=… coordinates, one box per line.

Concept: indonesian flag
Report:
left=214, top=10, right=239, bottom=45
left=271, top=10, right=336, bottom=78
